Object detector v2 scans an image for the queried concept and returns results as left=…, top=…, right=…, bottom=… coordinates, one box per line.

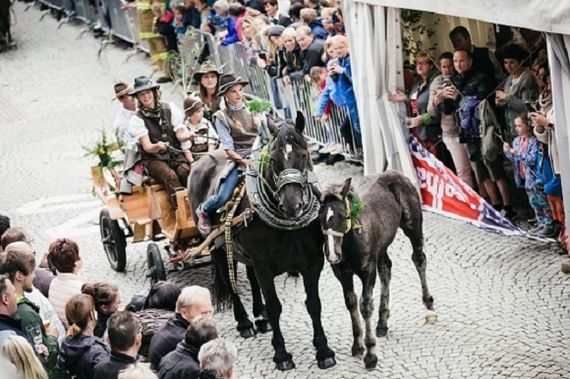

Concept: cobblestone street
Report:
left=1, top=4, right=569, bottom=378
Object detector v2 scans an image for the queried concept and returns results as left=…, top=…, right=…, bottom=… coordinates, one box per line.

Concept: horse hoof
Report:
left=317, top=356, right=337, bottom=369
left=425, top=310, right=438, bottom=325
left=351, top=344, right=364, bottom=358
left=276, top=359, right=295, bottom=371
left=239, top=327, right=256, bottom=339
left=364, top=353, right=378, bottom=370
left=376, top=326, right=388, bottom=337
left=255, top=319, right=272, bottom=333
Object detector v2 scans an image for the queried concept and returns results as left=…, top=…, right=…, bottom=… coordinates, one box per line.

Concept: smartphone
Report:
left=525, top=101, right=537, bottom=113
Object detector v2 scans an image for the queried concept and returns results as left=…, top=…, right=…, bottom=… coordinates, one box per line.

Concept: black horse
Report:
left=189, top=113, right=336, bottom=370
left=318, top=171, right=434, bottom=369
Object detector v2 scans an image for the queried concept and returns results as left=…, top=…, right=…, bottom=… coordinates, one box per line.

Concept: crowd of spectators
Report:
left=389, top=25, right=567, bottom=250
left=0, top=216, right=239, bottom=379
left=143, top=0, right=360, bottom=156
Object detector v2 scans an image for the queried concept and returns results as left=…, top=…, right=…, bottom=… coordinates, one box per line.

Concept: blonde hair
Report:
left=322, top=36, right=335, bottom=61
left=414, top=51, right=433, bottom=65
left=300, top=8, right=318, bottom=24
left=118, top=363, right=158, bottom=379
left=1, top=336, right=48, bottom=379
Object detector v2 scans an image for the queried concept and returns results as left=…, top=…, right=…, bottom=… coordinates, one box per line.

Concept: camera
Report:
left=524, top=101, right=537, bottom=113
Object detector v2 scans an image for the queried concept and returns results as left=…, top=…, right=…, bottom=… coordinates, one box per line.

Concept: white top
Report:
left=180, top=119, right=219, bottom=151
left=127, top=102, right=185, bottom=143
left=48, top=273, right=86, bottom=330
left=113, top=107, right=137, bottom=147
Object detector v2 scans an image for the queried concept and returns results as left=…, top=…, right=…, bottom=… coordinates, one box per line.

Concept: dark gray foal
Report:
left=318, top=171, right=434, bottom=369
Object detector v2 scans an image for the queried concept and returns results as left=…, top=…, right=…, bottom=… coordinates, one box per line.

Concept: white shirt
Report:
left=113, top=107, right=137, bottom=147
left=180, top=119, right=219, bottom=151
left=48, top=273, right=86, bottom=330
left=127, top=102, right=185, bottom=143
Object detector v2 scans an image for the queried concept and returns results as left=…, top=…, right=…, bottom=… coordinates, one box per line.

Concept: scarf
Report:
left=538, top=91, right=553, bottom=113
left=139, top=100, right=162, bottom=119
left=518, top=135, right=529, bottom=182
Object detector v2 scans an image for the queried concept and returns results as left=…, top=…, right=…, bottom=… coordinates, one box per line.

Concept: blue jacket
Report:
left=0, top=314, right=27, bottom=343
left=536, top=149, right=562, bottom=197
left=315, top=56, right=356, bottom=116
left=310, top=20, right=328, bottom=40
left=221, top=17, right=239, bottom=46
left=504, top=136, right=539, bottom=190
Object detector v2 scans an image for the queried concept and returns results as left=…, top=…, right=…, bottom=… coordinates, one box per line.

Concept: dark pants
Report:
left=340, top=116, right=362, bottom=151
left=142, top=159, right=191, bottom=208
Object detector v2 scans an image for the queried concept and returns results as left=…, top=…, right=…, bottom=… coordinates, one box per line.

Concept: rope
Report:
left=223, top=181, right=246, bottom=294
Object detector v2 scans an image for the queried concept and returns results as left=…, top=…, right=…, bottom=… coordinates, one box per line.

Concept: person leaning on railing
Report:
left=281, top=27, right=303, bottom=85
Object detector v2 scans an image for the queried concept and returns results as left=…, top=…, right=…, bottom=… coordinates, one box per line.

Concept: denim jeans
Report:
left=201, top=166, right=240, bottom=215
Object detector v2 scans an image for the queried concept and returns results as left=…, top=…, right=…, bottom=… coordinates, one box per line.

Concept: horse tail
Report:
left=379, top=170, right=423, bottom=236
left=211, top=248, right=234, bottom=312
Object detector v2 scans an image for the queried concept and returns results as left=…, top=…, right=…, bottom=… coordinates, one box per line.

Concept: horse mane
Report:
left=273, top=123, right=308, bottom=151
left=321, top=184, right=351, bottom=202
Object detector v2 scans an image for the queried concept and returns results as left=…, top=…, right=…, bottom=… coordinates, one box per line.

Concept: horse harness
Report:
left=322, top=198, right=360, bottom=238
left=220, top=135, right=321, bottom=293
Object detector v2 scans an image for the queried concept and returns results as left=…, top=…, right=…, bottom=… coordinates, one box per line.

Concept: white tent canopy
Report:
left=350, top=0, right=570, bottom=35
left=343, top=0, right=570, bottom=236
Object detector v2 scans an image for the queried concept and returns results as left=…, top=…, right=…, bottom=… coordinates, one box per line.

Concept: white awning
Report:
left=356, top=0, right=570, bottom=35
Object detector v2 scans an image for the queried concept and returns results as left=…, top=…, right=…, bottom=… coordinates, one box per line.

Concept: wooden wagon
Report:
left=91, top=165, right=211, bottom=284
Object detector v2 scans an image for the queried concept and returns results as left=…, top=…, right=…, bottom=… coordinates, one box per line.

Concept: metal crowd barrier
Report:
left=177, top=35, right=358, bottom=157
left=32, top=1, right=360, bottom=159
left=36, top=0, right=143, bottom=48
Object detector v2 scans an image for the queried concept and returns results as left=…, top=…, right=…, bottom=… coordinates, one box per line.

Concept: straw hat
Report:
left=128, top=76, right=160, bottom=96
left=217, top=73, right=249, bottom=96
left=112, top=82, right=132, bottom=100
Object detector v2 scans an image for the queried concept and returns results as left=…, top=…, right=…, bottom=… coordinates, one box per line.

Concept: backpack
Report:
left=136, top=309, right=175, bottom=358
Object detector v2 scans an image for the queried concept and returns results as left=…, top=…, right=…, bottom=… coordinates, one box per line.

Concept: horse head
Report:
left=318, top=178, right=353, bottom=264
left=265, top=112, right=312, bottom=219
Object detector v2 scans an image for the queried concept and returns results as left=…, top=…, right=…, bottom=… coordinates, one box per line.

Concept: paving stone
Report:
left=2, top=3, right=570, bottom=378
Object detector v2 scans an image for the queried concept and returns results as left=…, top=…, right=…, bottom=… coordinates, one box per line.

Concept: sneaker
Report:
left=329, top=144, right=344, bottom=155
left=528, top=225, right=543, bottom=235
left=318, top=143, right=334, bottom=154
left=196, top=205, right=212, bottom=235
left=535, top=226, right=556, bottom=238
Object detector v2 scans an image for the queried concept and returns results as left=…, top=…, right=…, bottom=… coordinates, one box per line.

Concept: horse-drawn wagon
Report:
left=90, top=163, right=211, bottom=284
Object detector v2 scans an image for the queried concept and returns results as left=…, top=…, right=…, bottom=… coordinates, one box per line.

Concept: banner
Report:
left=408, top=136, right=522, bottom=235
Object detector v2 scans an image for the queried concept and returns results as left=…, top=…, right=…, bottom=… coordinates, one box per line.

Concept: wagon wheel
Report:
left=147, top=243, right=167, bottom=286
left=99, top=209, right=127, bottom=272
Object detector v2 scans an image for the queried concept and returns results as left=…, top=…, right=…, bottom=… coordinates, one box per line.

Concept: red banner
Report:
left=408, top=136, right=521, bottom=235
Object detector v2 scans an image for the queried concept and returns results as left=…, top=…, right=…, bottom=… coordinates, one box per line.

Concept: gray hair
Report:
left=176, top=285, right=211, bottom=312
left=213, top=0, right=230, bottom=13
left=185, top=315, right=218, bottom=347
left=198, top=338, right=237, bottom=379
left=118, top=363, right=158, bottom=379
left=295, top=25, right=312, bottom=37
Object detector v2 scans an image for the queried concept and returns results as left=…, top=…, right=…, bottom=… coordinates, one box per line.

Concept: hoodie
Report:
left=58, top=334, right=110, bottom=379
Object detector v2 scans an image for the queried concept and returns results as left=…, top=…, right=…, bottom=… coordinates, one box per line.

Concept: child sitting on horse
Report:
left=179, top=97, right=219, bottom=163
left=196, top=73, right=259, bottom=235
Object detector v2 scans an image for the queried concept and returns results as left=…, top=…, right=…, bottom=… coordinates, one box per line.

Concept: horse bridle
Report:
left=322, top=198, right=352, bottom=238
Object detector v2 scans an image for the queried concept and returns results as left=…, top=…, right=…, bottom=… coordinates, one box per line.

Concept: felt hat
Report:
left=183, top=96, right=205, bottom=116
left=195, top=61, right=223, bottom=78
left=268, top=25, right=285, bottom=38
left=128, top=76, right=160, bottom=96
left=217, top=73, right=249, bottom=96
